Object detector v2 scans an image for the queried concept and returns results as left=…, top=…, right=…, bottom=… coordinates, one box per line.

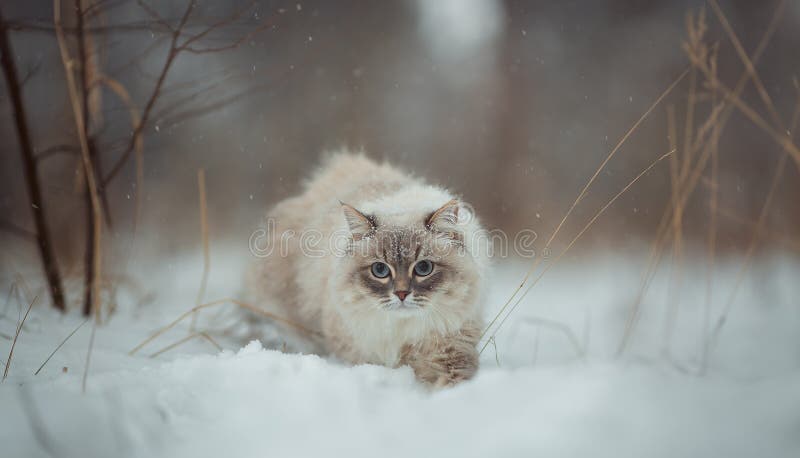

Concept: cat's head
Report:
left=334, top=198, right=484, bottom=326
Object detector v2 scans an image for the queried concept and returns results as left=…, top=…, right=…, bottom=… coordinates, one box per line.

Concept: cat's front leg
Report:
left=402, top=322, right=481, bottom=386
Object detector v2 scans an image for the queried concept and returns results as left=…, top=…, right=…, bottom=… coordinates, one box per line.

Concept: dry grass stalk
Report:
left=481, top=68, right=689, bottom=342
left=705, top=154, right=789, bottom=352
left=709, top=205, right=800, bottom=252
left=190, top=169, right=210, bottom=332
left=81, top=319, right=96, bottom=393
left=618, top=124, right=723, bottom=355
left=148, top=332, right=222, bottom=359
left=93, top=74, right=144, bottom=230
left=708, top=0, right=786, bottom=131
left=2, top=294, right=39, bottom=382
left=706, top=93, right=800, bottom=358
left=481, top=150, right=676, bottom=353
left=662, top=103, right=683, bottom=356
left=692, top=0, right=797, bottom=366
left=54, top=0, right=104, bottom=321
left=619, top=1, right=787, bottom=356
left=34, top=318, right=89, bottom=375
left=616, top=209, right=675, bottom=355
left=75, top=0, right=107, bottom=317
left=129, top=298, right=323, bottom=356
left=690, top=57, right=800, bottom=169
left=701, top=86, right=722, bottom=374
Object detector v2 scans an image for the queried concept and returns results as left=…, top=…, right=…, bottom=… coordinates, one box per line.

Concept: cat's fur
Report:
left=247, top=152, right=488, bottom=384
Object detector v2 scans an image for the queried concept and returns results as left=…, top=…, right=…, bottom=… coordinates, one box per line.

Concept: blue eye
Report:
left=371, top=262, right=391, bottom=278
left=413, top=260, right=434, bottom=277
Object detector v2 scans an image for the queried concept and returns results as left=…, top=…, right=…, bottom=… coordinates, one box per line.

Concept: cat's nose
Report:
left=394, top=290, right=410, bottom=301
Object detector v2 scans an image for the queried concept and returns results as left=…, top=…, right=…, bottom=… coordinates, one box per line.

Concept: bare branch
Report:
left=102, top=0, right=196, bottom=186
left=36, top=143, right=79, bottom=161
left=6, top=19, right=172, bottom=35
left=103, top=0, right=273, bottom=184
left=178, top=0, right=255, bottom=49
left=182, top=20, right=271, bottom=54
left=134, top=0, right=175, bottom=33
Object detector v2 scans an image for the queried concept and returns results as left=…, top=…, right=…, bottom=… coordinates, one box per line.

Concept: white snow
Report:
left=1, top=246, right=799, bottom=458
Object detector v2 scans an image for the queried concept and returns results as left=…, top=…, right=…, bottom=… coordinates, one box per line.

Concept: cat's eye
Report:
left=413, top=260, right=434, bottom=277
left=371, top=262, right=391, bottom=278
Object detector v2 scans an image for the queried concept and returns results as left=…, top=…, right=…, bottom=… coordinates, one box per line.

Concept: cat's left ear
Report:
left=340, top=202, right=376, bottom=239
left=426, top=199, right=464, bottom=231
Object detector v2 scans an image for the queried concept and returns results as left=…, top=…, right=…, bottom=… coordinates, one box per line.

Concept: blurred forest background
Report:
left=1, top=0, right=798, bottom=312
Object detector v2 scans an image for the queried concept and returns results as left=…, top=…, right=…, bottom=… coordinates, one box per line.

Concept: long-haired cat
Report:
left=247, top=152, right=488, bottom=384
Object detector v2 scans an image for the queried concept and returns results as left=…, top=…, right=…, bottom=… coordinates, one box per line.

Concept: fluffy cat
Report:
left=247, top=152, right=488, bottom=384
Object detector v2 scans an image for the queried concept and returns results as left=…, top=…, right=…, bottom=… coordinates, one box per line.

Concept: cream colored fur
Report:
left=247, top=151, right=488, bottom=384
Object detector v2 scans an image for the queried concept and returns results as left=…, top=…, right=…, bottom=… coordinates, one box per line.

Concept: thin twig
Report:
left=103, top=0, right=195, bottom=186
left=94, top=74, right=144, bottom=231
left=35, top=144, right=80, bottom=161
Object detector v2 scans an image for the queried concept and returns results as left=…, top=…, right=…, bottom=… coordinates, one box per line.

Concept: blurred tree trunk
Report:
left=0, top=7, right=66, bottom=311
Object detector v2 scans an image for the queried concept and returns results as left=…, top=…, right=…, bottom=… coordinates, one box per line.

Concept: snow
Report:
left=1, top=246, right=799, bottom=458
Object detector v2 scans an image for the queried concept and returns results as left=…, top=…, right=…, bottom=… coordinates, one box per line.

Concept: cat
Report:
left=246, top=151, right=488, bottom=385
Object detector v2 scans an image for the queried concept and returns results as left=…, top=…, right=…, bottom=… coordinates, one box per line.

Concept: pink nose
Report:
left=394, top=290, right=410, bottom=301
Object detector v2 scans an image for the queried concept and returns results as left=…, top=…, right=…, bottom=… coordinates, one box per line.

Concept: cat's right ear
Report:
left=340, top=202, right=376, bottom=239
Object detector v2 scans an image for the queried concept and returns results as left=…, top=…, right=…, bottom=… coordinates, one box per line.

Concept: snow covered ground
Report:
left=1, top=245, right=798, bottom=458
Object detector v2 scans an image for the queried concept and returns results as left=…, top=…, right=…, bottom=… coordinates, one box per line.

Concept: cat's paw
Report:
left=417, top=346, right=479, bottom=387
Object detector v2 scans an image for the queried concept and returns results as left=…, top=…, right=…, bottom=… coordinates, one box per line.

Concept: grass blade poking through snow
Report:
left=706, top=83, right=800, bottom=359
left=82, top=320, right=96, bottom=394
left=480, top=150, right=676, bottom=353
left=480, top=68, right=689, bottom=343
left=129, top=298, right=322, bottom=356
left=3, top=294, right=38, bottom=382
left=34, top=318, right=89, bottom=376
left=148, top=332, right=222, bottom=359
left=618, top=2, right=788, bottom=356
left=190, top=168, right=210, bottom=332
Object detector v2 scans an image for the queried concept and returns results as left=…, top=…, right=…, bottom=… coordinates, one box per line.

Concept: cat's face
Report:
left=336, top=200, right=481, bottom=322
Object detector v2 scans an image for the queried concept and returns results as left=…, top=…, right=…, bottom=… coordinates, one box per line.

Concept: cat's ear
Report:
left=426, top=199, right=462, bottom=231
left=340, top=202, right=376, bottom=238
